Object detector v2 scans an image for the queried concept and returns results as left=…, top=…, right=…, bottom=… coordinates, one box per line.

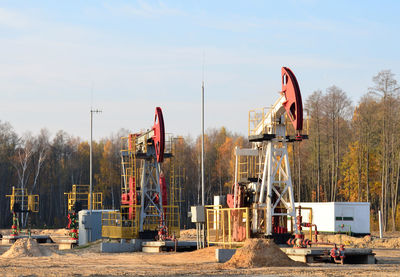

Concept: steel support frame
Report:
left=259, top=121, right=298, bottom=236
left=139, top=145, right=163, bottom=232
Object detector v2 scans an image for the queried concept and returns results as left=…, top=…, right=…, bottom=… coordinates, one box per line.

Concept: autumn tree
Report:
left=369, top=70, right=400, bottom=231
left=305, top=90, right=324, bottom=201
left=321, top=86, right=352, bottom=201
left=95, top=139, right=120, bottom=209
left=0, top=121, right=18, bottom=227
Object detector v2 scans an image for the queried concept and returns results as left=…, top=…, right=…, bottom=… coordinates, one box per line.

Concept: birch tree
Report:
left=369, top=70, right=400, bottom=231
left=322, top=86, right=352, bottom=201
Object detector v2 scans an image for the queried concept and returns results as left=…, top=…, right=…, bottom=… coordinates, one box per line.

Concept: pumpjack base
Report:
left=101, top=240, right=143, bottom=253
left=281, top=247, right=376, bottom=264
left=139, top=231, right=158, bottom=240
left=263, top=233, right=293, bottom=245
left=142, top=240, right=200, bottom=253
left=58, top=239, right=78, bottom=250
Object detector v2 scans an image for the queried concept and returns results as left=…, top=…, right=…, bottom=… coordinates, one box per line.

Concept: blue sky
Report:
left=0, top=0, right=399, bottom=140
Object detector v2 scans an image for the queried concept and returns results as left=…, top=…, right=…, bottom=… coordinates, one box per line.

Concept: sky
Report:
left=0, top=0, right=399, bottom=141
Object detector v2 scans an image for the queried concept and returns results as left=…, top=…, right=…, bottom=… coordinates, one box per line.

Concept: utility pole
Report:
left=90, top=108, right=102, bottom=213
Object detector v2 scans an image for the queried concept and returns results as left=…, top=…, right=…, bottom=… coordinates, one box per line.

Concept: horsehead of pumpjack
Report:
left=281, top=67, right=304, bottom=139
left=152, top=107, right=165, bottom=163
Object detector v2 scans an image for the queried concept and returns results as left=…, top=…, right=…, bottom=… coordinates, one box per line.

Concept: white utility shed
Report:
left=288, top=202, right=370, bottom=235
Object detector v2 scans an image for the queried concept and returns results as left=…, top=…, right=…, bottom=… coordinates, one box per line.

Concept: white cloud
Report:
left=0, top=7, right=30, bottom=29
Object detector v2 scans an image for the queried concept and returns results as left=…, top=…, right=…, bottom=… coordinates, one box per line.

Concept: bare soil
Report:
left=179, top=229, right=197, bottom=241
left=222, top=238, right=303, bottom=268
left=2, top=238, right=55, bottom=258
left=318, top=233, right=400, bottom=248
left=0, top=247, right=400, bottom=276
left=0, top=230, right=400, bottom=276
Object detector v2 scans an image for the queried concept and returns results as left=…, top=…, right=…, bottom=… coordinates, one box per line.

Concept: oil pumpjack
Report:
left=227, top=67, right=307, bottom=243
left=102, top=107, right=179, bottom=240
left=122, top=107, right=167, bottom=238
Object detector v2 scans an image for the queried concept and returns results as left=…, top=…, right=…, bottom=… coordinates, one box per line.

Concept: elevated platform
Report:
left=1, top=235, right=52, bottom=245
left=121, top=152, right=172, bottom=159
left=248, top=134, right=308, bottom=142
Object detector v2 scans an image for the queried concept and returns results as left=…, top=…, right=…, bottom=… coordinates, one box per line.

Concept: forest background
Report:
left=0, top=69, right=399, bottom=232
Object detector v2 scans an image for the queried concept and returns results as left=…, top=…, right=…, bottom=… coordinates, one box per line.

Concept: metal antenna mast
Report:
left=90, top=108, right=102, bottom=213
left=201, top=81, right=205, bottom=206
left=201, top=52, right=205, bottom=206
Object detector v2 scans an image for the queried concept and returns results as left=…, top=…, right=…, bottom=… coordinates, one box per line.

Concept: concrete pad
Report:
left=141, top=240, right=198, bottom=252
left=142, top=241, right=166, bottom=247
left=216, top=248, right=236, bottom=263
left=101, top=240, right=142, bottom=253
left=281, top=247, right=376, bottom=264
left=58, top=239, right=77, bottom=250
left=142, top=246, right=162, bottom=253
left=1, top=235, right=52, bottom=245
left=366, top=255, right=377, bottom=264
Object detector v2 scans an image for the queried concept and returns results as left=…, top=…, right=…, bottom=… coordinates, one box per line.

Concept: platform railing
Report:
left=206, top=207, right=250, bottom=248
left=102, top=206, right=140, bottom=239
left=102, top=205, right=180, bottom=239
left=6, top=187, right=39, bottom=213
left=165, top=205, right=180, bottom=237
left=248, top=107, right=270, bottom=136
left=238, top=155, right=261, bottom=181
left=64, top=184, right=103, bottom=212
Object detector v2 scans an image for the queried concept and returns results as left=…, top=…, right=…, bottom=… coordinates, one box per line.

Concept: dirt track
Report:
left=1, top=229, right=400, bottom=276
left=0, top=245, right=399, bottom=276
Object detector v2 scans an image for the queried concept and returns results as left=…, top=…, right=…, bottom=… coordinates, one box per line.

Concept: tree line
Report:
left=0, top=69, right=399, bottom=231
left=299, top=70, right=400, bottom=232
